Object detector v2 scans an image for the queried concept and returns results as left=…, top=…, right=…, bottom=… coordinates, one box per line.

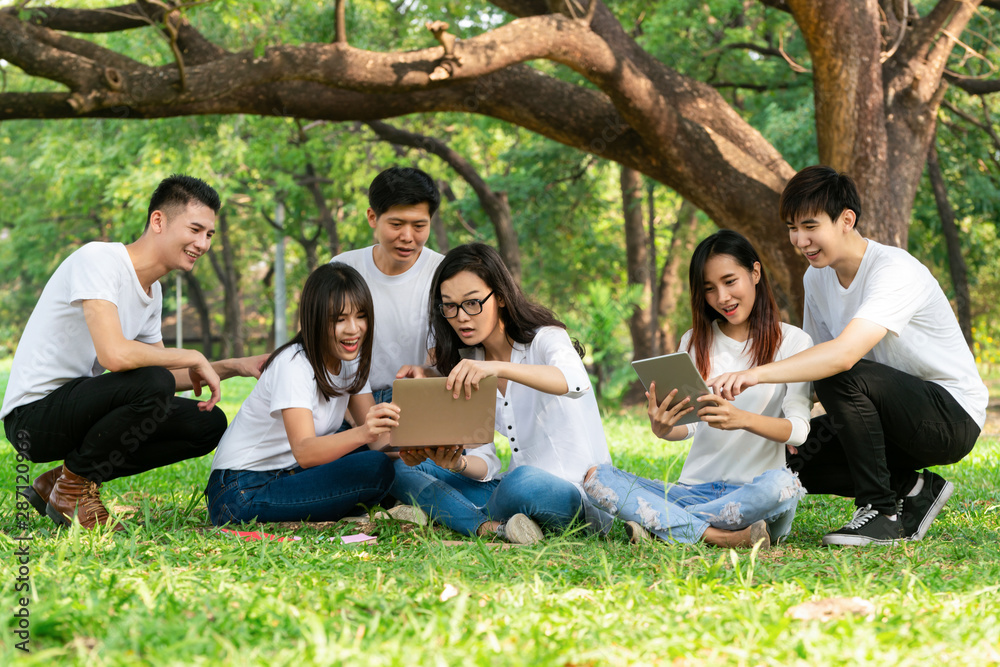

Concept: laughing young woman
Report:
left=584, top=230, right=812, bottom=548
left=205, top=263, right=397, bottom=525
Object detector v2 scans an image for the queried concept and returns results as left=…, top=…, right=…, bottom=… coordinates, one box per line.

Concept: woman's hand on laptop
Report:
left=426, top=445, right=464, bottom=470
left=396, top=364, right=439, bottom=379
left=361, top=402, right=400, bottom=443
left=399, top=448, right=429, bottom=466
left=398, top=446, right=461, bottom=468
left=447, top=359, right=500, bottom=399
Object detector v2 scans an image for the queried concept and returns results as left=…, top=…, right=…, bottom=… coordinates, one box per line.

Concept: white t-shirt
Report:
left=677, top=322, right=814, bottom=485
left=210, top=345, right=370, bottom=472
left=459, top=326, right=613, bottom=528
left=332, top=246, right=444, bottom=392
left=803, top=239, right=987, bottom=429
left=1, top=242, right=162, bottom=419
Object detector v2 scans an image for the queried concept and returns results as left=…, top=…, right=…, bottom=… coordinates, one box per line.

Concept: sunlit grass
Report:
left=0, top=365, right=998, bottom=665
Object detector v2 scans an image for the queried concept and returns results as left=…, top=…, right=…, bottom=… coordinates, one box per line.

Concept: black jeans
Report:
left=4, top=366, right=226, bottom=483
left=787, top=359, right=979, bottom=515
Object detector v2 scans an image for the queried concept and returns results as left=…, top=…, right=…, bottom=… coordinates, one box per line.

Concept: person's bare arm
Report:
left=83, top=299, right=221, bottom=410
left=165, top=350, right=268, bottom=390
left=284, top=398, right=400, bottom=468
left=447, top=359, right=568, bottom=399
left=709, top=318, right=887, bottom=399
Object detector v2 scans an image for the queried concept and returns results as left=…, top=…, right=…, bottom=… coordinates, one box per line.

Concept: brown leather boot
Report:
left=22, top=465, right=62, bottom=516
left=46, top=467, right=125, bottom=531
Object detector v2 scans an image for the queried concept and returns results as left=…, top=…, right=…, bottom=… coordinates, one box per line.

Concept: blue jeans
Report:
left=389, top=459, right=584, bottom=536
left=583, top=465, right=803, bottom=544
left=205, top=450, right=394, bottom=525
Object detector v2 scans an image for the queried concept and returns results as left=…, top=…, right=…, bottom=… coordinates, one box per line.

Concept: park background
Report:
left=1, top=0, right=999, bottom=664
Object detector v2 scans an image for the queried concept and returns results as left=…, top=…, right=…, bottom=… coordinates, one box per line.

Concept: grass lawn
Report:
left=1, top=364, right=999, bottom=666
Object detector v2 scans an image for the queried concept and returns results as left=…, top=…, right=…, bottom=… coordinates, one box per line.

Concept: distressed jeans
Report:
left=584, top=464, right=803, bottom=544
left=389, top=459, right=584, bottom=536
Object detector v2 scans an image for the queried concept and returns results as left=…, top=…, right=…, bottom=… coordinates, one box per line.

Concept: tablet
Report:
left=630, top=352, right=712, bottom=426
left=386, top=376, right=497, bottom=450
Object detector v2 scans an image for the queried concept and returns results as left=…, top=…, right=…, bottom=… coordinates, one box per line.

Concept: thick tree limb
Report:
left=725, top=41, right=785, bottom=59
left=4, top=2, right=229, bottom=64
left=12, top=4, right=152, bottom=32
left=943, top=73, right=1000, bottom=95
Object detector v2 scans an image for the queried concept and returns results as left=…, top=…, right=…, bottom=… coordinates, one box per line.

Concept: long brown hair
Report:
left=261, top=263, right=374, bottom=399
left=687, top=230, right=782, bottom=378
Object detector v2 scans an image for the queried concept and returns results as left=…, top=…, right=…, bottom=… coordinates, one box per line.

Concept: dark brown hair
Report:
left=261, top=263, right=374, bottom=399
left=430, top=243, right=583, bottom=375
left=778, top=165, right=862, bottom=230
left=686, top=230, right=782, bottom=378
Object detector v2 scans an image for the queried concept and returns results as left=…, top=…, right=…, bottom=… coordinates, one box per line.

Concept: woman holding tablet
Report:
left=584, top=230, right=812, bottom=548
left=205, top=263, right=398, bottom=525
left=390, top=243, right=612, bottom=544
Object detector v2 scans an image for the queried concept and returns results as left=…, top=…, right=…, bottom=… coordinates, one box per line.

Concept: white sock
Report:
left=907, top=473, right=925, bottom=498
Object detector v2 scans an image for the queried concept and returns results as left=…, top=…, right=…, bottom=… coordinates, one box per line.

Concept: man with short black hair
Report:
left=710, top=165, right=986, bottom=546
left=2, top=174, right=264, bottom=530
left=332, top=166, right=444, bottom=404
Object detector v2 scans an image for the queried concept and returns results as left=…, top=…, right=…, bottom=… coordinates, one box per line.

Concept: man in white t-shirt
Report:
left=710, top=166, right=986, bottom=546
left=332, top=167, right=444, bottom=407
left=2, top=175, right=264, bottom=531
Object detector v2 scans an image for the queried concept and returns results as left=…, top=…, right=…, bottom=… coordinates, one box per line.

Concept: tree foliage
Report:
left=2, top=0, right=1000, bottom=394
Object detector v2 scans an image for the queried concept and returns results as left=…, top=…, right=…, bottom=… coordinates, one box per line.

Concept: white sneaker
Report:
left=624, top=520, right=650, bottom=544
left=386, top=504, right=428, bottom=526
left=495, top=513, right=543, bottom=545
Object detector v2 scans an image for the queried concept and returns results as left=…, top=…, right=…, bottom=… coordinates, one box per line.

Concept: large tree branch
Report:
left=0, top=0, right=801, bottom=303
left=943, top=73, right=1000, bottom=95
left=6, top=2, right=229, bottom=63
left=12, top=4, right=151, bottom=32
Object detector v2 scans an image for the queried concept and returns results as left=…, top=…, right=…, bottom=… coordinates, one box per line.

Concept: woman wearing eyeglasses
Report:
left=388, top=243, right=613, bottom=544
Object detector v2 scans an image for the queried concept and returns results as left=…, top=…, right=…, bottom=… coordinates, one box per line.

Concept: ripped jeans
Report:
left=584, top=465, right=803, bottom=544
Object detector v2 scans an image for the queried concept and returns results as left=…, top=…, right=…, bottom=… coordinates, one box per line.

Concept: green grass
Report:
left=1, top=363, right=999, bottom=666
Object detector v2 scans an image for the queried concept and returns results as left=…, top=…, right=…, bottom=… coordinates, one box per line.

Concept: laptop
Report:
left=630, top=352, right=713, bottom=426
left=386, top=376, right=497, bottom=450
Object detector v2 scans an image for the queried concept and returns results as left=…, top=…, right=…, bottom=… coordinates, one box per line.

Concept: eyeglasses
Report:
left=438, top=291, right=495, bottom=319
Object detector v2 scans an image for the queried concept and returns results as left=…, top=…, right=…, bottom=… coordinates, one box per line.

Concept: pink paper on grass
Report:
left=219, top=528, right=376, bottom=545
left=219, top=528, right=297, bottom=542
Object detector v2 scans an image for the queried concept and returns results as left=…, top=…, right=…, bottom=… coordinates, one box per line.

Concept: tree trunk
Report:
left=208, top=209, right=245, bottom=357
left=927, top=139, right=973, bottom=347
left=303, top=162, right=340, bottom=259
left=431, top=203, right=450, bottom=254
left=621, top=166, right=653, bottom=405
left=658, top=201, right=701, bottom=354
left=647, top=180, right=659, bottom=356
left=182, top=271, right=213, bottom=358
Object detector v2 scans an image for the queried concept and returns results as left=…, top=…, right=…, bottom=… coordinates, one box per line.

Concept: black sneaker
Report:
left=900, top=470, right=954, bottom=541
left=821, top=505, right=905, bottom=546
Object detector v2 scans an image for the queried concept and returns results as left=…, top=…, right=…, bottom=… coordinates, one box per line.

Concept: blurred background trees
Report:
left=2, top=0, right=999, bottom=404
